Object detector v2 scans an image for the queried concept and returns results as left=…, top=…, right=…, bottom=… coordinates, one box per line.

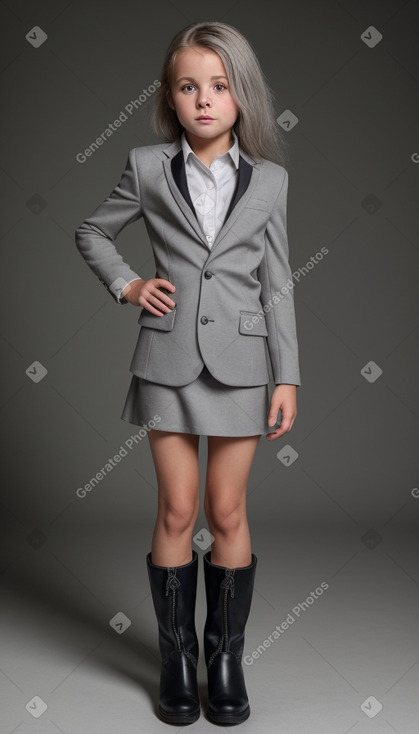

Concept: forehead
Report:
left=172, top=45, right=226, bottom=74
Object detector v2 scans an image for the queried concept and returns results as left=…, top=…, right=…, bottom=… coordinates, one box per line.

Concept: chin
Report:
left=188, top=127, right=218, bottom=138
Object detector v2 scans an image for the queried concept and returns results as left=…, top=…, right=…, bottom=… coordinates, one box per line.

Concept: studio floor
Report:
left=1, top=523, right=418, bottom=734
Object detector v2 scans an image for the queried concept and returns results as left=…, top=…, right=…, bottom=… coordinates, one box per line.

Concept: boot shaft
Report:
left=203, top=552, right=257, bottom=666
left=147, top=551, right=199, bottom=663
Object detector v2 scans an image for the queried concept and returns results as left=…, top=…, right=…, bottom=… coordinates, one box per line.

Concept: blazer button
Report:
left=204, top=270, right=213, bottom=279
left=200, top=316, right=209, bottom=325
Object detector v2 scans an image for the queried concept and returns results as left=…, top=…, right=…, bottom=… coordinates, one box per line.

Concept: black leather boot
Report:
left=203, top=551, right=257, bottom=725
left=146, top=550, right=200, bottom=724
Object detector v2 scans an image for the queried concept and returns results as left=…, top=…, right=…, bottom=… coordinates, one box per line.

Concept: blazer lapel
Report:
left=171, top=148, right=197, bottom=218
left=223, top=155, right=253, bottom=224
left=162, top=139, right=260, bottom=252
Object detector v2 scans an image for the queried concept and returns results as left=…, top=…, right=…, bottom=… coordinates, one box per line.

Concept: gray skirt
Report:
left=120, top=365, right=275, bottom=437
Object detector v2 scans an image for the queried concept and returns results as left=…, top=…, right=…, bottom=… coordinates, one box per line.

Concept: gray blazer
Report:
left=75, top=138, right=301, bottom=388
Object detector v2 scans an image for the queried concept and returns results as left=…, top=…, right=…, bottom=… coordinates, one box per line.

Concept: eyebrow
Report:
left=175, top=75, right=228, bottom=83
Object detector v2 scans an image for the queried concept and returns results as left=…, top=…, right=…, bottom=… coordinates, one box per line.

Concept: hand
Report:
left=121, top=278, right=176, bottom=314
left=266, top=384, right=297, bottom=441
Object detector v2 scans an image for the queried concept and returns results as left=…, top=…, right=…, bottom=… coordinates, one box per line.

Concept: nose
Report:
left=197, top=92, right=212, bottom=108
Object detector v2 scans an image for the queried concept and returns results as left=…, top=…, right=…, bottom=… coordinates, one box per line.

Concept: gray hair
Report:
left=152, top=21, right=289, bottom=165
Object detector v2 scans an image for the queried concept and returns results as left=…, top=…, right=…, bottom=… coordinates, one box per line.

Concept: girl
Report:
left=75, top=20, right=300, bottom=726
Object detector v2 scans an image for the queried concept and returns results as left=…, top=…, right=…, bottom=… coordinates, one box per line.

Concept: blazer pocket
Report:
left=239, top=310, right=268, bottom=337
left=138, top=307, right=176, bottom=331
left=244, top=198, right=270, bottom=212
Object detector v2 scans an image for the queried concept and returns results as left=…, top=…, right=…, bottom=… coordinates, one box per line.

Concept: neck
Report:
left=185, top=130, right=234, bottom=167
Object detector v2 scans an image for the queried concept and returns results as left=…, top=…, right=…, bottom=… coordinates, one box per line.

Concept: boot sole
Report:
left=159, top=704, right=200, bottom=724
left=207, top=704, right=250, bottom=725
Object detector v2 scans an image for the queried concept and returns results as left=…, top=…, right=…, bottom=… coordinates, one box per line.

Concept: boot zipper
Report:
left=166, top=568, right=182, bottom=651
left=220, top=569, right=235, bottom=652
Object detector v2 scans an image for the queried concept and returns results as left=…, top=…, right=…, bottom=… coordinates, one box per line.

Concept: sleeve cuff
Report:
left=102, top=276, right=142, bottom=304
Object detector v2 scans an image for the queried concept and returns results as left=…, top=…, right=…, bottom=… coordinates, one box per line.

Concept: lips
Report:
left=196, top=116, right=214, bottom=120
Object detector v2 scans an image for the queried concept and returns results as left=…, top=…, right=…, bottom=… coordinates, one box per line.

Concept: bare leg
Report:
left=148, top=429, right=200, bottom=567
left=204, top=434, right=260, bottom=568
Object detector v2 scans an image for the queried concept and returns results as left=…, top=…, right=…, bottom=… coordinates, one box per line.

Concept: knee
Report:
left=204, top=493, right=246, bottom=536
left=160, top=496, right=198, bottom=537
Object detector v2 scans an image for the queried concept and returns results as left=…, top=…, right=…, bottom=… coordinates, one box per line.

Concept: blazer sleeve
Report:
left=257, top=168, right=301, bottom=386
left=75, top=148, right=143, bottom=304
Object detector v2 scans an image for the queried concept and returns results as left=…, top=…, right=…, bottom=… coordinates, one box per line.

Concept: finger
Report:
left=145, top=292, right=174, bottom=313
left=267, top=402, right=282, bottom=427
left=266, top=427, right=283, bottom=440
left=279, top=408, right=293, bottom=429
left=266, top=425, right=288, bottom=440
left=141, top=302, right=168, bottom=316
left=158, top=294, right=177, bottom=309
left=266, top=413, right=296, bottom=440
left=277, top=410, right=295, bottom=434
left=153, top=284, right=177, bottom=309
left=156, top=278, right=176, bottom=293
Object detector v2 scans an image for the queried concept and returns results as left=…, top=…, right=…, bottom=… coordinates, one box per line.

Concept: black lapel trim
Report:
left=171, top=150, right=253, bottom=226
left=223, top=155, right=253, bottom=225
left=171, top=150, right=196, bottom=217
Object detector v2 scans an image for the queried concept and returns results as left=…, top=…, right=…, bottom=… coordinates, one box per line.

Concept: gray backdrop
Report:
left=1, top=1, right=418, bottom=732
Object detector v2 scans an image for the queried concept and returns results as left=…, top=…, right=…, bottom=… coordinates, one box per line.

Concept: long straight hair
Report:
left=152, top=21, right=289, bottom=166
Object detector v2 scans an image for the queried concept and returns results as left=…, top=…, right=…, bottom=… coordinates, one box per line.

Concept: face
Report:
left=167, top=45, right=240, bottom=145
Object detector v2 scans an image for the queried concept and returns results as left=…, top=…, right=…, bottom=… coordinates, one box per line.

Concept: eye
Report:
left=214, top=83, right=227, bottom=91
left=181, top=84, right=196, bottom=92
